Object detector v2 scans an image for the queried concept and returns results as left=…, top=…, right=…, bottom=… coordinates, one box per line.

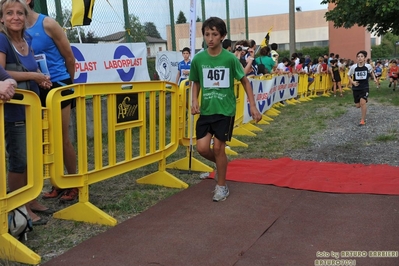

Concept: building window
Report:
left=158, top=47, right=162, bottom=51
left=147, top=47, right=151, bottom=56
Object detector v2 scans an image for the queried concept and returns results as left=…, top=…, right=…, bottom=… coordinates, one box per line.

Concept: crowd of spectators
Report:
left=220, top=39, right=396, bottom=91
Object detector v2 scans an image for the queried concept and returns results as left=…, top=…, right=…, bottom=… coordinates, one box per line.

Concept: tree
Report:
left=51, top=9, right=79, bottom=43
left=127, top=14, right=147, bottom=43
left=144, top=22, right=161, bottom=39
left=85, top=30, right=98, bottom=43
left=196, top=16, right=201, bottom=22
left=176, top=11, right=187, bottom=24
left=50, top=8, right=98, bottom=43
left=321, top=0, right=399, bottom=36
left=370, top=32, right=398, bottom=58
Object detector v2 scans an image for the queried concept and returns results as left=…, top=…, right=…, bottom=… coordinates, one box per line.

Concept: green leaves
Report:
left=322, top=0, right=399, bottom=35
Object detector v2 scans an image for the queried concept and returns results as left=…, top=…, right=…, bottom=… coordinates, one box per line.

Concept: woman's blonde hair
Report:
left=0, top=0, right=29, bottom=38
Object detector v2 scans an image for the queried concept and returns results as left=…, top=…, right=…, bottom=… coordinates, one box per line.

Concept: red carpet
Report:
left=217, top=158, right=399, bottom=195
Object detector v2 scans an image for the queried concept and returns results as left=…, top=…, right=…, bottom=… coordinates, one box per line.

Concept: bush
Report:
left=147, top=57, right=159, bottom=80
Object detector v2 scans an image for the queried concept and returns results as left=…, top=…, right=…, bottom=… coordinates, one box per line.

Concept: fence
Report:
left=0, top=90, right=44, bottom=265
left=37, top=0, right=247, bottom=50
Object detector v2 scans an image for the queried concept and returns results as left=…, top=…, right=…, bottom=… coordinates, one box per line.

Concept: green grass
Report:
left=371, top=79, right=399, bottom=105
left=234, top=94, right=353, bottom=158
left=375, top=134, right=397, bottom=142
left=374, top=128, right=398, bottom=142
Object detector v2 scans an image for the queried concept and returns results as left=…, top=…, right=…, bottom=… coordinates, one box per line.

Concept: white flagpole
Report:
left=188, top=0, right=197, bottom=172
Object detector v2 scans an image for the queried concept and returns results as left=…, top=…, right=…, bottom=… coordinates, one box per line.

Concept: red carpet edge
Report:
left=216, top=157, right=399, bottom=195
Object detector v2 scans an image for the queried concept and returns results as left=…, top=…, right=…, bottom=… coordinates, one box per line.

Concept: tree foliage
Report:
left=371, top=32, right=399, bottom=59
left=176, top=11, right=187, bottom=24
left=51, top=9, right=98, bottom=43
left=127, top=14, right=147, bottom=43
left=85, top=31, right=98, bottom=43
left=144, top=22, right=161, bottom=39
left=321, top=0, right=399, bottom=36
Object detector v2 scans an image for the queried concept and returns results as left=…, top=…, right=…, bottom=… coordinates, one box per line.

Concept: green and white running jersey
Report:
left=189, top=49, right=245, bottom=116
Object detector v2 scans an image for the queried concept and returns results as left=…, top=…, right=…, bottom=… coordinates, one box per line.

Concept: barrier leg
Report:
left=53, top=202, right=117, bottom=226
left=265, top=109, right=279, bottom=116
left=299, top=95, right=310, bottom=102
left=270, top=107, right=281, bottom=114
left=256, top=119, right=270, bottom=125
left=227, top=137, right=248, bottom=148
left=242, top=123, right=263, bottom=132
left=233, top=126, right=257, bottom=136
left=262, top=115, right=274, bottom=121
left=53, top=186, right=117, bottom=226
left=166, top=147, right=213, bottom=173
left=136, top=170, right=189, bottom=188
left=0, top=233, right=41, bottom=265
left=285, top=99, right=297, bottom=105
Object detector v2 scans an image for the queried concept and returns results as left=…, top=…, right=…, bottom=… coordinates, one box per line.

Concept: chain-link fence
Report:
left=39, top=0, right=246, bottom=50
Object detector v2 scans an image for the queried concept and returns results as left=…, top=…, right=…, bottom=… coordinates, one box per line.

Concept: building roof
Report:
left=99, top=31, right=166, bottom=43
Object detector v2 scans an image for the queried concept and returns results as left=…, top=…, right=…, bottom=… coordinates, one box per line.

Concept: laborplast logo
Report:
left=277, top=76, right=288, bottom=99
left=289, top=75, right=297, bottom=96
left=104, top=45, right=143, bottom=81
left=72, top=46, right=88, bottom=83
left=253, top=80, right=267, bottom=113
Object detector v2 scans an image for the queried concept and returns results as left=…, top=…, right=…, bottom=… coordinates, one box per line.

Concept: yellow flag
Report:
left=260, top=26, right=273, bottom=48
left=71, top=0, right=96, bottom=26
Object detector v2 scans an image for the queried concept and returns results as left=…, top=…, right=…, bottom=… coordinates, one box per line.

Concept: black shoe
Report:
left=389, top=83, right=392, bottom=88
left=32, top=217, right=48, bottom=226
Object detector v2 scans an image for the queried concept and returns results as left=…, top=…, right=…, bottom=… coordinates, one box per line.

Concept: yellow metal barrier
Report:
left=0, top=90, right=44, bottom=265
left=318, top=73, right=330, bottom=97
left=380, top=67, right=387, bottom=81
left=166, top=80, right=213, bottom=172
left=308, top=73, right=318, bottom=98
left=297, top=73, right=311, bottom=102
left=45, top=81, right=186, bottom=226
left=232, top=80, right=260, bottom=137
left=340, top=69, right=351, bottom=91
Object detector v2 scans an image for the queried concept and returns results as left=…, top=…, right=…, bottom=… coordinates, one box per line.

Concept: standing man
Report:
left=347, top=50, right=377, bottom=126
left=189, top=17, right=261, bottom=202
left=26, top=0, right=78, bottom=202
left=175, top=47, right=191, bottom=86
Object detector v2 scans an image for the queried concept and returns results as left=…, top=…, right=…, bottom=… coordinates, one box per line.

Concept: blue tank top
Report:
left=26, top=14, right=70, bottom=82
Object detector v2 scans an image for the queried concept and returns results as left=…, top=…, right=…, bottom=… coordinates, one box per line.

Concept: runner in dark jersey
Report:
left=347, top=50, right=377, bottom=126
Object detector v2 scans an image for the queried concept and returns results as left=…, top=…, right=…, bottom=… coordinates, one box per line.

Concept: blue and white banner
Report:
left=71, top=43, right=150, bottom=83
left=155, top=51, right=183, bottom=82
left=243, top=74, right=298, bottom=123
